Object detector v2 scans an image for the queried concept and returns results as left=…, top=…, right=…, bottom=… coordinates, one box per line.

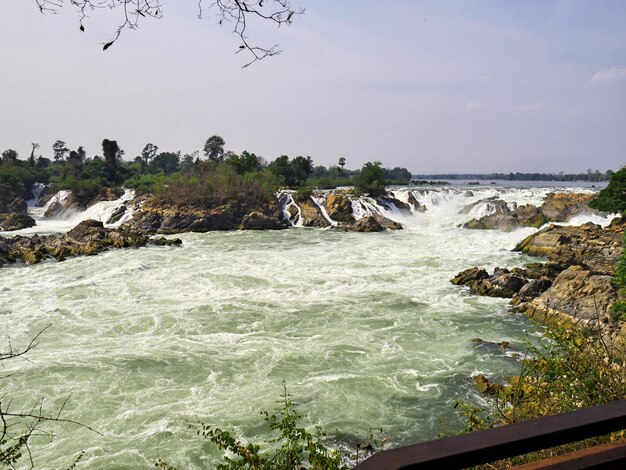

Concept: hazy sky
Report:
left=1, top=1, right=625, bottom=173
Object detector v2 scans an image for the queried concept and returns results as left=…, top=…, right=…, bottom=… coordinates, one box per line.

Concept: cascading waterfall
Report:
left=0, top=183, right=614, bottom=469
left=26, top=182, right=47, bottom=207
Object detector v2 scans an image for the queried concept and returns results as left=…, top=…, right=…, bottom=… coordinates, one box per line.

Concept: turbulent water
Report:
left=0, top=184, right=613, bottom=469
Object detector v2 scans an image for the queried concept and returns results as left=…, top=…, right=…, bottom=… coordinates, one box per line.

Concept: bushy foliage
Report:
left=610, top=232, right=626, bottom=322
left=157, top=382, right=348, bottom=470
left=456, top=325, right=626, bottom=467
left=589, top=167, right=626, bottom=213
left=354, top=161, right=387, bottom=197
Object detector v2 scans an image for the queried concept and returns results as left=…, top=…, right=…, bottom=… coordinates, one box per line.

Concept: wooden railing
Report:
left=354, top=400, right=626, bottom=469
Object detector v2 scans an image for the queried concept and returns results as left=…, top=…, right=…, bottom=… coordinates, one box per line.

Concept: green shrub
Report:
left=589, top=167, right=626, bottom=213
left=157, top=382, right=348, bottom=470
left=294, top=186, right=312, bottom=202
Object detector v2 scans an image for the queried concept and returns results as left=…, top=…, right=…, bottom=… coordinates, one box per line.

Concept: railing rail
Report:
left=354, top=400, right=626, bottom=469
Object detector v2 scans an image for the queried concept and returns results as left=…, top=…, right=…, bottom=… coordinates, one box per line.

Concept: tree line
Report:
left=0, top=137, right=413, bottom=207
left=412, top=170, right=614, bottom=182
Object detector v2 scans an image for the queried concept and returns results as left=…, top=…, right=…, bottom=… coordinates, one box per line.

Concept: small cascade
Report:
left=277, top=191, right=303, bottom=227
left=350, top=198, right=379, bottom=219
left=311, top=195, right=338, bottom=226
left=27, top=183, right=47, bottom=207
left=410, top=189, right=460, bottom=208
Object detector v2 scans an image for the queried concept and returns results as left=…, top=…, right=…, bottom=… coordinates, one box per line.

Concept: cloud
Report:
left=591, top=67, right=626, bottom=83
left=465, top=101, right=485, bottom=111
left=480, top=74, right=494, bottom=84
left=513, top=102, right=544, bottom=113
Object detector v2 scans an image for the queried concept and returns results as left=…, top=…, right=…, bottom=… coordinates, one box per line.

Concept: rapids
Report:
left=0, top=184, right=613, bottom=469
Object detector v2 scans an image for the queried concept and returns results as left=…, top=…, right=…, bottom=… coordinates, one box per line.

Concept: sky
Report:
left=1, top=1, right=625, bottom=173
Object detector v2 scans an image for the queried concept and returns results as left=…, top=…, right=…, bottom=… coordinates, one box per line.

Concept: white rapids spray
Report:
left=0, top=183, right=616, bottom=469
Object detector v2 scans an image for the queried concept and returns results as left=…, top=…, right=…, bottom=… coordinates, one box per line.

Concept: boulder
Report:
left=515, top=204, right=547, bottom=228
left=324, top=192, right=354, bottom=222
left=515, top=223, right=623, bottom=275
left=406, top=192, right=426, bottom=212
left=299, top=199, right=331, bottom=227
left=524, top=265, right=618, bottom=325
left=464, top=214, right=520, bottom=232
left=107, top=205, right=127, bottom=224
left=462, top=197, right=511, bottom=215
left=346, top=216, right=384, bottom=232
left=452, top=266, right=528, bottom=298
left=539, top=193, right=597, bottom=222
left=376, top=196, right=412, bottom=215
left=0, top=213, right=36, bottom=231
left=240, top=211, right=288, bottom=230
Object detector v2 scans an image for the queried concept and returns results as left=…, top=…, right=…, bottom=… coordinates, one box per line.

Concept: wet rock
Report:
left=324, top=192, right=354, bottom=222
left=464, top=214, right=520, bottom=231
left=523, top=265, right=618, bottom=325
left=517, top=276, right=553, bottom=299
left=346, top=216, right=384, bottom=232
left=107, top=205, right=127, bottom=224
left=452, top=267, right=528, bottom=298
left=539, top=193, right=597, bottom=222
left=1, top=219, right=182, bottom=268
left=473, top=374, right=504, bottom=396
left=515, top=222, right=623, bottom=275
left=514, top=204, right=548, bottom=228
left=299, top=198, right=331, bottom=227
left=464, top=190, right=474, bottom=197
left=0, top=213, right=36, bottom=231
left=240, top=211, right=288, bottom=230
left=376, top=196, right=412, bottom=215
left=406, top=192, right=426, bottom=212
left=461, top=197, right=512, bottom=215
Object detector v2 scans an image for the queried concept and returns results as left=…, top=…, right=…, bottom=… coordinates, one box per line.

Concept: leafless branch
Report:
left=34, top=1, right=303, bottom=66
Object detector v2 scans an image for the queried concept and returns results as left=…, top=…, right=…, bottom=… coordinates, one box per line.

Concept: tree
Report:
left=355, top=161, right=387, bottom=197
left=34, top=1, right=303, bottom=66
left=289, top=156, right=313, bottom=187
left=140, top=143, right=159, bottom=164
left=67, top=146, right=87, bottom=165
left=589, top=167, right=626, bottom=214
left=204, top=135, right=226, bottom=162
left=150, top=151, right=180, bottom=175
left=29, top=143, right=40, bottom=166
left=1, top=149, right=18, bottom=165
left=102, top=139, right=121, bottom=182
left=338, top=157, right=346, bottom=173
left=52, top=140, right=69, bottom=162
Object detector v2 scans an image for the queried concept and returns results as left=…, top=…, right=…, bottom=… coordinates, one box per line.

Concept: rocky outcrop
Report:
left=0, top=213, right=37, bottom=231
left=124, top=197, right=288, bottom=234
left=406, top=192, right=426, bottom=212
left=298, top=198, right=331, bottom=228
left=324, top=192, right=354, bottom=222
left=342, top=214, right=403, bottom=232
left=463, top=192, right=597, bottom=232
left=453, top=218, right=625, bottom=341
left=539, top=193, right=597, bottom=222
left=515, top=222, right=623, bottom=276
left=107, top=205, right=128, bottom=224
left=523, top=265, right=618, bottom=326
left=376, top=196, right=412, bottom=215
left=0, top=219, right=181, bottom=268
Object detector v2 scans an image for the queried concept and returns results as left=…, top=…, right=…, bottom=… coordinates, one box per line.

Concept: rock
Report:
left=7, top=198, right=27, bottom=214
left=1, top=219, right=181, bottom=268
left=473, top=374, right=504, bottom=396
left=517, top=276, right=553, bottom=299
left=324, top=192, right=354, bottom=222
left=539, top=193, right=597, bottom=222
left=298, top=199, right=331, bottom=227
left=373, top=214, right=403, bottom=230
left=407, top=192, right=426, bottom=212
left=515, top=204, right=548, bottom=228
left=464, top=190, right=474, bottom=197
left=452, top=266, right=528, bottom=298
left=376, top=196, right=412, bottom=215
left=515, top=223, right=623, bottom=275
left=462, top=197, right=511, bottom=215
left=346, top=216, right=384, bottom=232
left=107, top=205, right=127, bottom=224
left=44, top=192, right=78, bottom=217
left=523, top=265, right=618, bottom=326
left=464, top=214, right=521, bottom=232
left=240, top=211, right=288, bottom=230
left=149, top=237, right=183, bottom=246
left=0, top=213, right=36, bottom=231
left=451, top=267, right=489, bottom=285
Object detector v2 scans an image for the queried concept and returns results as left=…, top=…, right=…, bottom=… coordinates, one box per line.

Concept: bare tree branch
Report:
left=34, top=1, right=303, bottom=66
